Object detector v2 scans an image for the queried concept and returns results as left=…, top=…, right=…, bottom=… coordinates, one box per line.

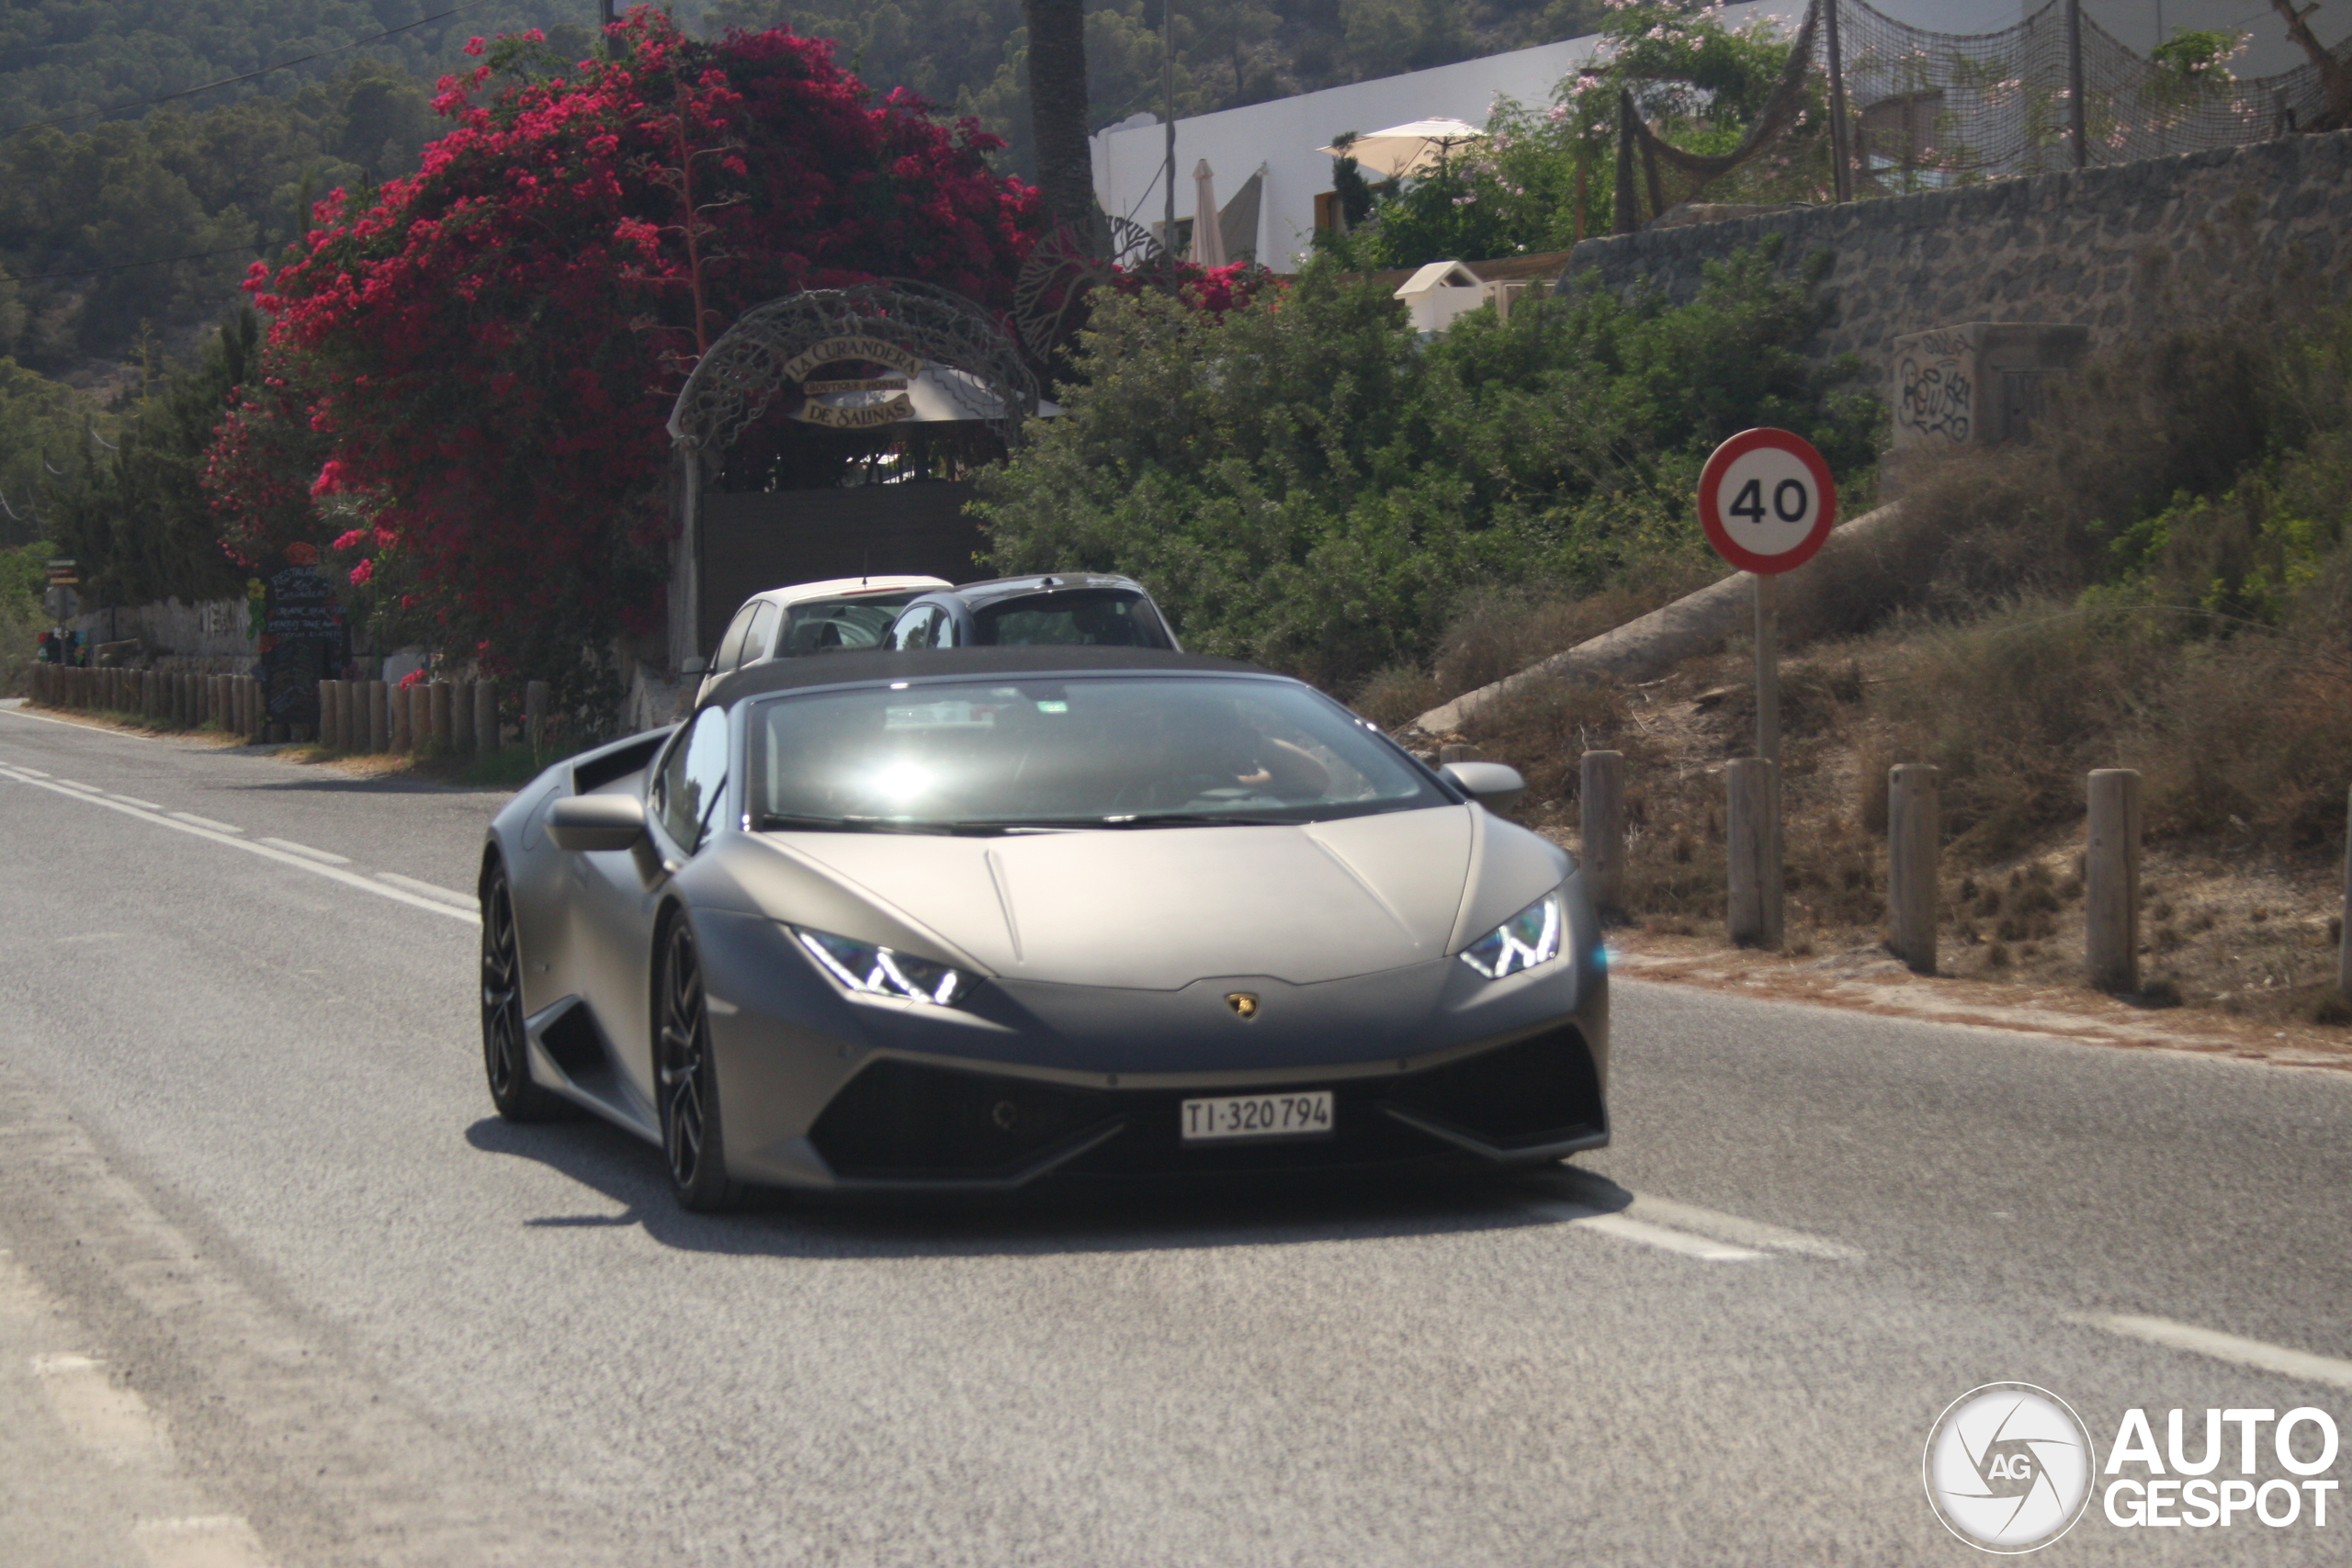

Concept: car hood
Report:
left=765, top=806, right=1536, bottom=989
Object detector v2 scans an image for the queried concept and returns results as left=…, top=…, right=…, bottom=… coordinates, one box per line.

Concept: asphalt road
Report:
left=3, top=700, right=2347, bottom=1566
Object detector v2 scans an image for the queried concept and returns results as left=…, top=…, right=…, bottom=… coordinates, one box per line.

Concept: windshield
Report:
left=750, top=675, right=1444, bottom=830
left=972, top=590, right=1170, bottom=649
left=778, top=592, right=926, bottom=655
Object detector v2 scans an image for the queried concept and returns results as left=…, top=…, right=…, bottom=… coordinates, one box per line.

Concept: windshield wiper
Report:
left=1094, top=812, right=1295, bottom=828
left=756, top=813, right=1065, bottom=836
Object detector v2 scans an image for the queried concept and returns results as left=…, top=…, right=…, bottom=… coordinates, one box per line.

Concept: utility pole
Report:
left=1825, top=0, right=1852, bottom=202
left=2064, top=0, right=2087, bottom=169
left=1163, top=0, right=1177, bottom=250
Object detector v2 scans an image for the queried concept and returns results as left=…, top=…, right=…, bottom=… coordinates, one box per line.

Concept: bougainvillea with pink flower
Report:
left=205, top=7, right=1042, bottom=689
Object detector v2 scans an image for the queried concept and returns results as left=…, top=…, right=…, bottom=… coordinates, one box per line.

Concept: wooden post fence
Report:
left=428, top=680, right=452, bottom=754
left=1580, top=750, right=1625, bottom=920
left=368, top=680, right=388, bottom=753
left=2086, top=768, right=2142, bottom=993
left=525, top=681, right=549, bottom=756
left=1727, top=757, right=1781, bottom=949
left=1887, top=764, right=1941, bottom=975
left=474, top=681, right=499, bottom=758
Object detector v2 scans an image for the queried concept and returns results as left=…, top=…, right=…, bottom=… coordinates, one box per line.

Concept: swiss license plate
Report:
left=1181, top=1090, right=1334, bottom=1143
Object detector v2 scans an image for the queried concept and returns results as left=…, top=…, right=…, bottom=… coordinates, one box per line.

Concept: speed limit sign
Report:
left=1698, top=428, right=1837, bottom=575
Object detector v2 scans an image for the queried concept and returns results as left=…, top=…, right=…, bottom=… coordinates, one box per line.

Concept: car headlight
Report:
left=792, top=926, right=972, bottom=1006
left=1457, top=888, right=1565, bottom=979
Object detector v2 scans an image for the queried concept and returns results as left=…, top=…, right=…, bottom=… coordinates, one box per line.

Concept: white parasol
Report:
left=1191, top=159, right=1227, bottom=267
left=1315, top=118, right=1486, bottom=180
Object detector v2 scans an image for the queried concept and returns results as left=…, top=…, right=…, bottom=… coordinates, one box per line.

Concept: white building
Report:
left=1091, top=0, right=2345, bottom=274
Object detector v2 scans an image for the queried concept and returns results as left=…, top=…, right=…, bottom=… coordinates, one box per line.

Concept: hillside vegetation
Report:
left=1404, top=288, right=2352, bottom=1027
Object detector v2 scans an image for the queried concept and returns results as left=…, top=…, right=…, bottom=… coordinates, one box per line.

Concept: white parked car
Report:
left=695, top=576, right=951, bottom=705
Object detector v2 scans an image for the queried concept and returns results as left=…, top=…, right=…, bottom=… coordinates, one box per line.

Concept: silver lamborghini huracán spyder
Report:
left=478, top=648, right=1610, bottom=1210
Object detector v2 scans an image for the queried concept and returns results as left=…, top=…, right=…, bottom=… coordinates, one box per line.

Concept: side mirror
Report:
left=1442, top=761, right=1527, bottom=812
left=546, top=793, right=649, bottom=852
left=681, top=656, right=710, bottom=677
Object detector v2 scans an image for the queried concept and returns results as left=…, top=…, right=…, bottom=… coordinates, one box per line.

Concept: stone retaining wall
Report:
left=1554, top=129, right=2352, bottom=395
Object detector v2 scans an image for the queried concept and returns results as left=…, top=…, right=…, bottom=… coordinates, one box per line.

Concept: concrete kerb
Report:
left=1408, top=501, right=1908, bottom=737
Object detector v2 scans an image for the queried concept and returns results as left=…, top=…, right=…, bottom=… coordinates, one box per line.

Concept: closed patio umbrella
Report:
left=1191, top=159, right=1227, bottom=266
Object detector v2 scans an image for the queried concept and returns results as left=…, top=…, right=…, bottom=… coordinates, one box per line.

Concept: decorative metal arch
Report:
left=1013, top=215, right=1166, bottom=363
left=666, top=280, right=1038, bottom=460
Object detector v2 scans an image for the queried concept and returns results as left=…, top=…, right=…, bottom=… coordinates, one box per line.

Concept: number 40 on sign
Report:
left=1699, top=427, right=1837, bottom=575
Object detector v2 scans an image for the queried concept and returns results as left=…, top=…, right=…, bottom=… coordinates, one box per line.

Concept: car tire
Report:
left=481, top=864, right=571, bottom=1122
left=657, top=916, right=744, bottom=1213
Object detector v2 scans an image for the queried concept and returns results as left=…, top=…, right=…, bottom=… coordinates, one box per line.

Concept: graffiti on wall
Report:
left=1896, top=331, right=1973, bottom=444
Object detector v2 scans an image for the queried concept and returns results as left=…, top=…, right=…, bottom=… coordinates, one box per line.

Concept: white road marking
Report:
left=1523, top=1201, right=1767, bottom=1261
left=257, top=837, right=350, bottom=865
left=131, top=1516, right=275, bottom=1568
left=57, top=777, right=102, bottom=792
left=0, top=765, right=478, bottom=926
left=2072, top=1314, right=2352, bottom=1392
left=109, top=793, right=164, bottom=810
left=1619, top=1193, right=1864, bottom=1260
left=375, top=871, right=475, bottom=908
left=168, top=811, right=243, bottom=834
left=31, top=1353, right=175, bottom=1464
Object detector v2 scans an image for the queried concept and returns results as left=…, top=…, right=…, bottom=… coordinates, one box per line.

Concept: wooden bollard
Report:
left=525, top=680, right=549, bottom=755
left=474, top=680, right=499, bottom=757
left=317, top=680, right=335, bottom=749
left=1726, top=757, right=1782, bottom=949
left=2335, top=784, right=2349, bottom=1005
left=2086, top=768, right=2143, bottom=993
left=390, top=684, right=413, bottom=752
left=1887, top=764, right=1941, bottom=974
left=367, top=681, right=388, bottom=752
left=1579, top=750, right=1625, bottom=919
left=429, top=680, right=452, bottom=753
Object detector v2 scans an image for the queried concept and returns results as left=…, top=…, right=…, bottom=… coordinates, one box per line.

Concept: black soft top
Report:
left=705, top=644, right=1274, bottom=710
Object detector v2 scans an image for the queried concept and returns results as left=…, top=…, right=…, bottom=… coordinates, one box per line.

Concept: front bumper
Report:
left=691, top=902, right=1610, bottom=1191
left=796, top=1021, right=1608, bottom=1188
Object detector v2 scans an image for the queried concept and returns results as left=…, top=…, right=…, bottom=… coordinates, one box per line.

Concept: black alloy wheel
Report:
left=481, top=865, right=568, bottom=1122
left=658, top=918, right=742, bottom=1212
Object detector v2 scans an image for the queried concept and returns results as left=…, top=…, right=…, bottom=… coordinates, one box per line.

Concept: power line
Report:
left=0, top=243, right=267, bottom=286
left=0, top=0, right=510, bottom=143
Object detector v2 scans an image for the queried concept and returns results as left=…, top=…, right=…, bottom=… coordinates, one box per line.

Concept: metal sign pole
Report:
left=1754, top=570, right=1783, bottom=946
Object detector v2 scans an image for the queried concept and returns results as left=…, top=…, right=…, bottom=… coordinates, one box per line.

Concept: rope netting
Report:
left=1616, top=0, right=2350, bottom=230
left=1842, top=0, right=2331, bottom=182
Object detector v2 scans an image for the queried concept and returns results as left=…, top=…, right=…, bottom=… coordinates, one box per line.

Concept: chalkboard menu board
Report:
left=259, top=559, right=344, bottom=731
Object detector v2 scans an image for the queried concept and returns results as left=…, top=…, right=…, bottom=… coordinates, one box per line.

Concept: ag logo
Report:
left=1225, top=992, right=1260, bottom=1021
left=1924, top=1383, right=2093, bottom=1552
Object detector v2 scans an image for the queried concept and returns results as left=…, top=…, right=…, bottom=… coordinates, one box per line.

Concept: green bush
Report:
left=978, top=241, right=1878, bottom=692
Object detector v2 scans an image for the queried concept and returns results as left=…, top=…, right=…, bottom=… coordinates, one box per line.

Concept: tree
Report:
left=1023, top=0, right=1100, bottom=238
left=204, top=10, right=1042, bottom=695
left=979, top=243, right=1877, bottom=689
left=47, top=311, right=258, bottom=607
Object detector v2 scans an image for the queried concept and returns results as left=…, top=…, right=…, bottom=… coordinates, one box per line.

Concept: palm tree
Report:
left=1023, top=0, right=1102, bottom=244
